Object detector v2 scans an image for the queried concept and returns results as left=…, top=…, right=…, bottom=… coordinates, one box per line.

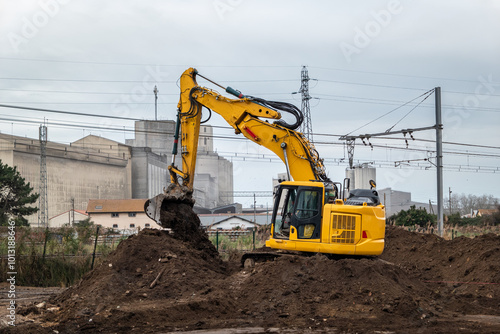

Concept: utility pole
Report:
left=435, top=87, right=444, bottom=237
left=154, top=85, right=159, bottom=121
left=295, top=66, right=313, bottom=142
left=38, top=124, right=48, bottom=228
left=338, top=87, right=444, bottom=235
left=71, top=198, right=75, bottom=226
left=253, top=193, right=256, bottom=223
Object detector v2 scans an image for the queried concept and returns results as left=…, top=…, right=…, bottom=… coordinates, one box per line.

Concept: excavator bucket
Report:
left=144, top=183, right=195, bottom=228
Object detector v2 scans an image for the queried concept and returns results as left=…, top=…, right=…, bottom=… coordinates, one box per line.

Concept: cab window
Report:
left=295, top=190, right=320, bottom=219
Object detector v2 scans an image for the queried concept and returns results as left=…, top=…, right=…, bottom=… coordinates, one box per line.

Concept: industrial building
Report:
left=0, top=121, right=234, bottom=227
left=0, top=133, right=132, bottom=226
left=377, top=188, right=437, bottom=217
left=125, top=121, right=234, bottom=208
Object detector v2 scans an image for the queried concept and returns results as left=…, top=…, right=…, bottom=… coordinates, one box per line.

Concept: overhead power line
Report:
left=344, top=89, right=435, bottom=136
left=0, top=101, right=497, bottom=155
left=0, top=57, right=299, bottom=68
left=309, top=66, right=489, bottom=84
left=3, top=114, right=500, bottom=161
left=0, top=103, right=142, bottom=121
left=1, top=57, right=486, bottom=85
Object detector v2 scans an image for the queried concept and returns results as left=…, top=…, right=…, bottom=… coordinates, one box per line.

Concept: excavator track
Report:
left=241, top=249, right=376, bottom=268
left=241, top=249, right=320, bottom=268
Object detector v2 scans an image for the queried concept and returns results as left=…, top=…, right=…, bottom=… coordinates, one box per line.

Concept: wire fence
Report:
left=0, top=225, right=123, bottom=286
left=207, top=227, right=270, bottom=255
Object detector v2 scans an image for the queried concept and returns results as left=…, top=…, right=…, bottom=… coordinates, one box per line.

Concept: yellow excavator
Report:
left=145, top=68, right=385, bottom=263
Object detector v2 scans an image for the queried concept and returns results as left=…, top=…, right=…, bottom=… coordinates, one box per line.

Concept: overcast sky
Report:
left=0, top=0, right=499, bottom=207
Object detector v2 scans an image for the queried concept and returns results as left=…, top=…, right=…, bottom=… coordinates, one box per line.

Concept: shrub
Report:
left=389, top=205, right=436, bottom=227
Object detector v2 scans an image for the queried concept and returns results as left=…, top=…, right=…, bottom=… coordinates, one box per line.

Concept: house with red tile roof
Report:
left=86, top=199, right=161, bottom=231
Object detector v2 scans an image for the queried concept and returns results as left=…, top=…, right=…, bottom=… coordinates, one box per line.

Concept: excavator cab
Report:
left=266, top=180, right=385, bottom=256
left=272, top=182, right=323, bottom=241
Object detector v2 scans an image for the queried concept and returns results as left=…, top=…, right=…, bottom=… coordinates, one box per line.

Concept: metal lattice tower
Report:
left=346, top=139, right=355, bottom=169
left=298, top=66, right=313, bottom=142
left=38, top=124, right=48, bottom=228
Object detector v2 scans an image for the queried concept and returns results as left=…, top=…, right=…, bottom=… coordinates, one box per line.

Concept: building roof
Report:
left=199, top=213, right=271, bottom=227
left=207, top=216, right=259, bottom=230
left=87, top=199, right=147, bottom=213
left=49, top=209, right=88, bottom=220
left=478, top=209, right=497, bottom=216
left=213, top=216, right=256, bottom=225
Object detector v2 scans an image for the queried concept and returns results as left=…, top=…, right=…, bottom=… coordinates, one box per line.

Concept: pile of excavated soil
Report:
left=6, top=217, right=500, bottom=333
left=382, top=227, right=500, bottom=287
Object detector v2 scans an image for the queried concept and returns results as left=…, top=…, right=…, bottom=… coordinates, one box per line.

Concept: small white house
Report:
left=208, top=216, right=259, bottom=230
left=86, top=199, right=161, bottom=231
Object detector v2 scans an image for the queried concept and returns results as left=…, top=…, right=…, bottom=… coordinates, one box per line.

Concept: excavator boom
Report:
left=170, top=68, right=328, bottom=188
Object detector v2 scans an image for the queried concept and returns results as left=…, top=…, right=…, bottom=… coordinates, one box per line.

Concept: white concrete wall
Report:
left=127, top=120, right=176, bottom=156
left=196, top=152, right=233, bottom=207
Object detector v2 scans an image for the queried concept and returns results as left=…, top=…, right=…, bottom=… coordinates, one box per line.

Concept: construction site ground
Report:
left=1, top=204, right=499, bottom=333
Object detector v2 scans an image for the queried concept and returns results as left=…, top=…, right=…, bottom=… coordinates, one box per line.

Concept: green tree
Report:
left=389, top=205, right=436, bottom=227
left=0, top=160, right=39, bottom=226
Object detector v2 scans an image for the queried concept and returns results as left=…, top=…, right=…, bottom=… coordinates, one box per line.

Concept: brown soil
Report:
left=4, top=205, right=500, bottom=333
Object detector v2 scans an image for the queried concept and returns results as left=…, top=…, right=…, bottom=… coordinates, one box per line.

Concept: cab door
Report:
left=290, top=187, right=322, bottom=241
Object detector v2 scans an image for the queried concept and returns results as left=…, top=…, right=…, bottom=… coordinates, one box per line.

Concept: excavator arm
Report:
left=145, top=67, right=329, bottom=225
left=170, top=67, right=329, bottom=189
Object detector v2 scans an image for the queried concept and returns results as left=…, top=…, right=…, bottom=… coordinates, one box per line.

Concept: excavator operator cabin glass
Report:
left=294, top=188, right=322, bottom=239
left=272, top=186, right=297, bottom=239
left=295, top=190, right=319, bottom=219
left=272, top=186, right=322, bottom=240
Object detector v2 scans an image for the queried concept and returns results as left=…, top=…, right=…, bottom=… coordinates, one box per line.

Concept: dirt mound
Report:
left=232, top=254, right=439, bottom=328
left=382, top=226, right=500, bottom=289
left=7, top=224, right=500, bottom=333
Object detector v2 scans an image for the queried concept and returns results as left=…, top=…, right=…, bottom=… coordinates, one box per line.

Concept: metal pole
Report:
left=71, top=198, right=75, bottom=226
left=42, top=227, right=49, bottom=260
left=154, top=85, right=159, bottom=121
left=253, top=193, right=256, bottom=223
left=216, top=229, right=219, bottom=252
left=91, top=225, right=100, bottom=269
left=435, top=87, right=443, bottom=237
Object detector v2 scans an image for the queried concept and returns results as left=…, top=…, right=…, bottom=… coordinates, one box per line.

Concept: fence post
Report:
left=216, top=229, right=219, bottom=252
left=91, top=225, right=100, bottom=270
left=42, top=227, right=50, bottom=260
left=253, top=228, right=256, bottom=250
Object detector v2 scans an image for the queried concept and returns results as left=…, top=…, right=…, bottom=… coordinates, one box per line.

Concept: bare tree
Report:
left=449, top=193, right=499, bottom=216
